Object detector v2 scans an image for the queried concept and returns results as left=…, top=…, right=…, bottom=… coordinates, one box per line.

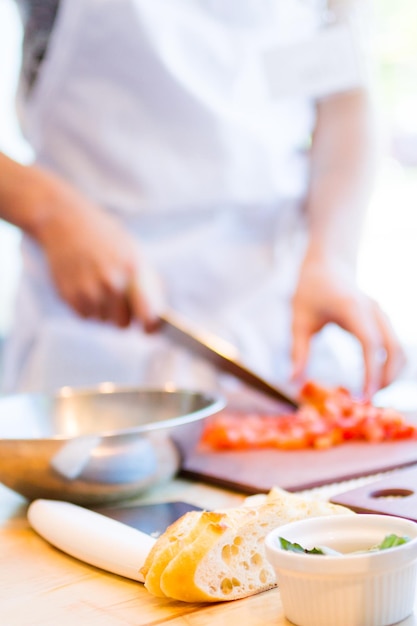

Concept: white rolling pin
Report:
left=27, top=499, right=156, bottom=582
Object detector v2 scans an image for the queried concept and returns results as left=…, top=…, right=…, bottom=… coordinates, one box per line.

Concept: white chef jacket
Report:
left=2, top=0, right=366, bottom=394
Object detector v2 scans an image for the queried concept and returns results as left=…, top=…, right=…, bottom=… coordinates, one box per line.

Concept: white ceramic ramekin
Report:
left=265, top=514, right=417, bottom=626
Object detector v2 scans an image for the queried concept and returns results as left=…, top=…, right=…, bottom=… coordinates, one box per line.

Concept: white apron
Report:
left=2, top=0, right=364, bottom=394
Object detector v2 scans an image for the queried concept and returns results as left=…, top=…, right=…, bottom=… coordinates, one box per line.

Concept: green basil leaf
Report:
left=278, top=533, right=411, bottom=556
left=279, top=536, right=325, bottom=555
left=373, top=534, right=410, bottom=551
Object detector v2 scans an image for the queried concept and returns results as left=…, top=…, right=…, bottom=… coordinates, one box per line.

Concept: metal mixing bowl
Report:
left=0, top=384, right=225, bottom=505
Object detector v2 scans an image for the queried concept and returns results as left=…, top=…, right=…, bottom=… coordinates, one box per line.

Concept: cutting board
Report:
left=330, top=466, right=417, bottom=521
left=178, top=402, right=417, bottom=493
left=180, top=440, right=417, bottom=494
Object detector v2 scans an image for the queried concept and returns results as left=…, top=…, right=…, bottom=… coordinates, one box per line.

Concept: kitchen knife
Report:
left=28, top=499, right=155, bottom=582
left=92, top=501, right=203, bottom=536
left=159, top=310, right=298, bottom=408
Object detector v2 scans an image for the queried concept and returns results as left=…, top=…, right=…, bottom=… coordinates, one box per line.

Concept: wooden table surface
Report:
left=1, top=477, right=417, bottom=626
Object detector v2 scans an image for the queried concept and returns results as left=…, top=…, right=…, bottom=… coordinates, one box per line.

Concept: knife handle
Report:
left=27, top=499, right=156, bottom=582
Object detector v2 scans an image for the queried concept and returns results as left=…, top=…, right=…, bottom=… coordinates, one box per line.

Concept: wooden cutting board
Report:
left=330, top=466, right=417, bottom=521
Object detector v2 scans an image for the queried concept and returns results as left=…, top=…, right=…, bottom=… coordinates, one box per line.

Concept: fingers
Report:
left=349, top=303, right=405, bottom=398
left=372, top=303, right=407, bottom=388
left=42, top=192, right=165, bottom=331
left=126, top=264, right=165, bottom=332
left=98, top=269, right=133, bottom=327
left=127, top=280, right=159, bottom=332
left=81, top=281, right=161, bottom=332
left=332, top=299, right=405, bottom=398
left=290, top=290, right=405, bottom=397
left=359, top=330, right=386, bottom=399
left=98, top=292, right=131, bottom=328
left=59, top=259, right=165, bottom=331
left=65, top=284, right=131, bottom=328
left=58, top=270, right=139, bottom=329
left=291, top=313, right=313, bottom=383
left=60, top=267, right=131, bottom=327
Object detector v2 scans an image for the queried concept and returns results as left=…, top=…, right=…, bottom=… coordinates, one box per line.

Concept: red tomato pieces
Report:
left=200, top=381, right=417, bottom=451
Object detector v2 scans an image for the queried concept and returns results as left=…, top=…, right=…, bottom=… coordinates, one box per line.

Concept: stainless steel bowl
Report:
left=0, top=385, right=225, bottom=505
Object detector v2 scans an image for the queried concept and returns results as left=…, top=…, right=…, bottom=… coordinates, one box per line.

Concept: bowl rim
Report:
left=0, top=385, right=226, bottom=441
left=265, top=513, right=417, bottom=571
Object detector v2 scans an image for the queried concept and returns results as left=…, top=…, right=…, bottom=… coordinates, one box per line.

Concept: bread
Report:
left=140, top=488, right=353, bottom=603
left=140, top=508, right=248, bottom=597
left=140, top=509, right=202, bottom=597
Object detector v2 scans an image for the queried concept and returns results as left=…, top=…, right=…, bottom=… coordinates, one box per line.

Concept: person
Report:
left=0, top=0, right=405, bottom=398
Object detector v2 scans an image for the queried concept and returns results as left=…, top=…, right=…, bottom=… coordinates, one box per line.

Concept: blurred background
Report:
left=1, top=0, right=417, bottom=378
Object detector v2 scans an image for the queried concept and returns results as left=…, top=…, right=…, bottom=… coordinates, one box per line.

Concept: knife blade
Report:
left=159, top=310, right=298, bottom=409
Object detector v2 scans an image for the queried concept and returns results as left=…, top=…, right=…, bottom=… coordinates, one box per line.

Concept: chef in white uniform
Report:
left=0, top=0, right=405, bottom=396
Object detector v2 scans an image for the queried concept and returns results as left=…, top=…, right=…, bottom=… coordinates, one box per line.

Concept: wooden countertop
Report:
left=1, top=478, right=417, bottom=626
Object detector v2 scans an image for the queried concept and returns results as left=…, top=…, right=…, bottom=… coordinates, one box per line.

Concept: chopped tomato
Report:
left=200, top=380, right=417, bottom=451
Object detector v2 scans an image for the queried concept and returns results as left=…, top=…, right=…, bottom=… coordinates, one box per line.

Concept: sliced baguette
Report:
left=141, top=489, right=353, bottom=603
left=140, top=509, right=202, bottom=597
left=159, top=503, right=278, bottom=602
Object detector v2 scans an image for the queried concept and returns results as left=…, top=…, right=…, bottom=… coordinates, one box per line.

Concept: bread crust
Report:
left=141, top=489, right=354, bottom=602
left=160, top=506, right=276, bottom=602
left=141, top=510, right=202, bottom=596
